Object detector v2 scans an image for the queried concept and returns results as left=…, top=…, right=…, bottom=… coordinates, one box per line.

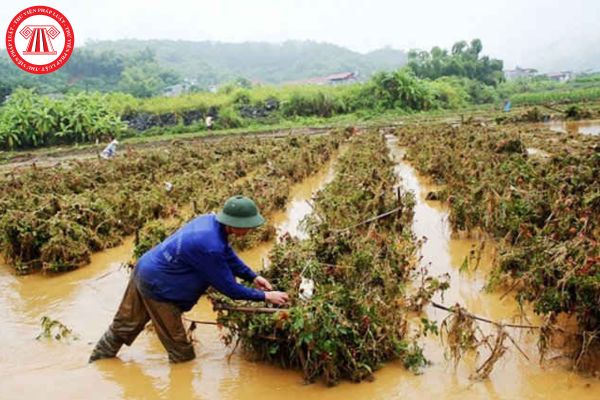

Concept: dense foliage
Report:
left=0, top=74, right=437, bottom=149
left=2, top=36, right=599, bottom=151
left=407, top=39, right=504, bottom=86
left=209, top=132, right=446, bottom=385
left=0, top=47, right=179, bottom=97
left=0, top=40, right=405, bottom=95
left=84, top=39, right=407, bottom=87
left=0, top=88, right=125, bottom=149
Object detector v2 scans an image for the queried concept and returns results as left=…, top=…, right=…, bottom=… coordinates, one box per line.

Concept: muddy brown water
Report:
left=1, top=141, right=598, bottom=399
left=544, top=119, right=600, bottom=136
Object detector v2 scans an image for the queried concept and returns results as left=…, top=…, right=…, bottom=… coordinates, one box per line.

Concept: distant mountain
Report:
left=364, top=47, right=410, bottom=69
left=84, top=39, right=407, bottom=86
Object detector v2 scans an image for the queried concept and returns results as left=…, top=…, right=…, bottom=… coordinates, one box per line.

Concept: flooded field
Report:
left=0, top=134, right=598, bottom=399
left=545, top=119, right=600, bottom=135
left=385, top=136, right=598, bottom=399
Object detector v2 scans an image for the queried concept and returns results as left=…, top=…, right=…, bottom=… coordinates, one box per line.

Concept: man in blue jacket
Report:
left=89, top=196, right=288, bottom=363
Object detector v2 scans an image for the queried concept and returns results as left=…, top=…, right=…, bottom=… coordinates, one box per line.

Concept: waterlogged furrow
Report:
left=131, top=133, right=343, bottom=258
left=395, top=122, right=600, bottom=370
left=210, top=131, right=447, bottom=385
left=0, top=133, right=341, bottom=273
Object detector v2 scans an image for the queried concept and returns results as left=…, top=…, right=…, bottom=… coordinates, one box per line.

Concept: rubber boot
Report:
left=89, top=330, right=123, bottom=363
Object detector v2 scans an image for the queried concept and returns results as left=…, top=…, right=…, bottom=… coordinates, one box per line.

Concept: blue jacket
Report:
left=134, top=214, right=265, bottom=311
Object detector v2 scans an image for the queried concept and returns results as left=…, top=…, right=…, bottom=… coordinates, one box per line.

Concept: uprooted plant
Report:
left=438, top=303, right=522, bottom=380
left=36, top=316, right=78, bottom=341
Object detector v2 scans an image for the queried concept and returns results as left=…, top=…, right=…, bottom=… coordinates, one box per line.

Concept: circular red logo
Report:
left=5, top=5, right=74, bottom=74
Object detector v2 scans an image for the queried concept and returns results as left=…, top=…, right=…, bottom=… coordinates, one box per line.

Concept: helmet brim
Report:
left=216, top=212, right=265, bottom=229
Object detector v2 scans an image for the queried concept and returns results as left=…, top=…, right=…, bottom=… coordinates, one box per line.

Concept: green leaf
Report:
left=459, top=256, right=469, bottom=273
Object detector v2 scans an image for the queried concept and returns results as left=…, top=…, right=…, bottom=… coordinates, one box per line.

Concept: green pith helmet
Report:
left=216, top=195, right=265, bottom=228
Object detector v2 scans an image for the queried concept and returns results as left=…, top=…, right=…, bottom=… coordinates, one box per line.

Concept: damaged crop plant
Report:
left=209, top=132, right=448, bottom=385
left=395, top=121, right=600, bottom=370
left=1, top=126, right=447, bottom=384
left=0, top=134, right=341, bottom=273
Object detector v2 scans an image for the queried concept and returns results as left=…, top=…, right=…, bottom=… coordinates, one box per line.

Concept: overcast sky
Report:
left=2, top=0, right=599, bottom=70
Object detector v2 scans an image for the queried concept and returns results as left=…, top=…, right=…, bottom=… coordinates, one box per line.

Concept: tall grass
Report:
left=511, top=87, right=600, bottom=105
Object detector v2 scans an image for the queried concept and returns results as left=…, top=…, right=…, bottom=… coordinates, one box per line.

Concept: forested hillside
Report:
left=84, top=40, right=407, bottom=85
left=0, top=40, right=407, bottom=96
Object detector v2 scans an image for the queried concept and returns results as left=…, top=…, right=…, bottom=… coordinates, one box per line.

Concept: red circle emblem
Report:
left=5, top=5, right=74, bottom=74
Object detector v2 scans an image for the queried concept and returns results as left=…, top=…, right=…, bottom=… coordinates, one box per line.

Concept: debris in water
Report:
left=298, top=277, right=314, bottom=301
left=395, top=122, right=600, bottom=371
left=36, top=316, right=77, bottom=341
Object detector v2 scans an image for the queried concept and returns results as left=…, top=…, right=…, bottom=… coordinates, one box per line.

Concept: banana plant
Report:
left=0, top=88, right=125, bottom=149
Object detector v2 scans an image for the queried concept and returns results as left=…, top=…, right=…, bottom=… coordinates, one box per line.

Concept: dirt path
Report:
left=0, top=127, right=331, bottom=172
left=0, top=118, right=415, bottom=174
left=0, top=126, right=334, bottom=174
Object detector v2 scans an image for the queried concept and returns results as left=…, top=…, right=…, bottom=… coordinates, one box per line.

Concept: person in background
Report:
left=100, top=137, right=119, bottom=159
left=89, top=196, right=288, bottom=363
left=205, top=115, right=214, bottom=130
left=503, top=99, right=512, bottom=113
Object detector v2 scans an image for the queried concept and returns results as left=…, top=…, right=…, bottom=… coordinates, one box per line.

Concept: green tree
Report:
left=118, top=63, right=179, bottom=98
left=407, top=39, right=504, bottom=86
left=365, top=70, right=433, bottom=111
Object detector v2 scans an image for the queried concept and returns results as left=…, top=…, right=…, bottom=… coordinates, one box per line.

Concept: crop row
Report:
left=0, top=133, right=341, bottom=273
left=209, top=131, right=447, bottom=384
left=395, top=122, right=599, bottom=369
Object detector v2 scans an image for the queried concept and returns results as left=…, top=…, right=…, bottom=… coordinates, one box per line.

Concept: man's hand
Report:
left=254, top=276, right=272, bottom=291
left=265, top=291, right=289, bottom=305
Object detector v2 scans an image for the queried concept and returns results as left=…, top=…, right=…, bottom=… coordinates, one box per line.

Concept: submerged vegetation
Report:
left=0, top=134, right=340, bottom=273
left=395, top=121, right=600, bottom=370
left=2, top=35, right=599, bottom=386
left=1, top=101, right=598, bottom=385
left=208, top=132, right=447, bottom=385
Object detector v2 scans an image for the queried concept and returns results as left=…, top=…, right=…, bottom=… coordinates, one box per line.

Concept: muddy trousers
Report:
left=89, top=276, right=195, bottom=363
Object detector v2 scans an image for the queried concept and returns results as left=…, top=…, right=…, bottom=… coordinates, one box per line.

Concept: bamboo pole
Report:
left=431, top=301, right=540, bottom=329
left=213, top=303, right=288, bottom=314
left=183, top=318, right=218, bottom=325
left=331, top=205, right=403, bottom=233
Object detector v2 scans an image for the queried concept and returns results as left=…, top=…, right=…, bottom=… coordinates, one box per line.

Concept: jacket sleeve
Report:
left=203, top=250, right=265, bottom=301
left=223, top=243, right=258, bottom=282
